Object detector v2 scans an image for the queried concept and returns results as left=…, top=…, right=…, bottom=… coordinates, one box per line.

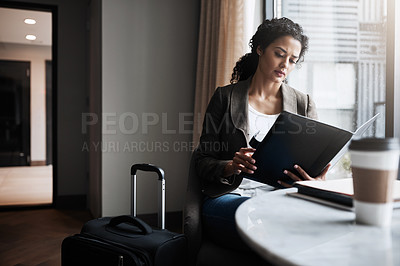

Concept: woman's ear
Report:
left=256, top=46, right=263, bottom=56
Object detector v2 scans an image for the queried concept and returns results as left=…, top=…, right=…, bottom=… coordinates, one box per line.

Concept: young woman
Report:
left=193, top=17, right=330, bottom=250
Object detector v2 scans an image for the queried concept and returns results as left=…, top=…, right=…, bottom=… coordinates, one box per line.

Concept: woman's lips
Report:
left=275, top=70, right=285, bottom=77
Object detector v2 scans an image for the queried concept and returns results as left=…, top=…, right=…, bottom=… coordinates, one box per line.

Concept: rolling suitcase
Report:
left=61, top=164, right=187, bottom=266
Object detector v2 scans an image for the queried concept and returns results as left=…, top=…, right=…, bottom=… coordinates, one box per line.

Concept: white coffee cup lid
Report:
left=349, top=138, right=399, bottom=151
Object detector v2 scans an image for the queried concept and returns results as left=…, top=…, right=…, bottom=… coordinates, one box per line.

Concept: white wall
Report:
left=102, top=0, right=199, bottom=215
left=0, top=43, right=51, bottom=162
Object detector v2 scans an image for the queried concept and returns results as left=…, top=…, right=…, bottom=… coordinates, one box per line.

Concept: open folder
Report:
left=241, top=111, right=379, bottom=187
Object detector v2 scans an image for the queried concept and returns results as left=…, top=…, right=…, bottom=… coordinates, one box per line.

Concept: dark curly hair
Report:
left=230, top=17, right=309, bottom=83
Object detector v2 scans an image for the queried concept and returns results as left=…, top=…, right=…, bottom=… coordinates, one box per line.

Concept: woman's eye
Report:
left=290, top=59, right=298, bottom=64
left=275, top=52, right=284, bottom=58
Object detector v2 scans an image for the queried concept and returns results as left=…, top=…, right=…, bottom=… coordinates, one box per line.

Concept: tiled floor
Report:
left=0, top=165, right=52, bottom=206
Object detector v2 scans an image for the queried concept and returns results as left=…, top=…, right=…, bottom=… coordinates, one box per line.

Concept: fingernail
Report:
left=283, top=170, right=287, bottom=174
left=251, top=159, right=255, bottom=164
left=252, top=166, right=257, bottom=170
left=294, top=165, right=298, bottom=169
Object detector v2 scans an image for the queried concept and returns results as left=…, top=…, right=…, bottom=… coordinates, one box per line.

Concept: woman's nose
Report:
left=280, top=58, right=289, bottom=69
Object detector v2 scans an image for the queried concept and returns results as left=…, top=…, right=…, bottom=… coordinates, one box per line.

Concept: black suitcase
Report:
left=61, top=164, right=187, bottom=266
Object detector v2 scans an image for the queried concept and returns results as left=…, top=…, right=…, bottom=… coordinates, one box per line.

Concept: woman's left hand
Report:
left=278, top=163, right=331, bottom=188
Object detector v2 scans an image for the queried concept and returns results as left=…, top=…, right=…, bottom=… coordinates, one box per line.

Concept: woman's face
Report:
left=257, top=35, right=302, bottom=84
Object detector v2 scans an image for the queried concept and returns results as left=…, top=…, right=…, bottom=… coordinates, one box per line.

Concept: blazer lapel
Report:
left=281, top=83, right=298, bottom=114
left=230, top=78, right=251, bottom=139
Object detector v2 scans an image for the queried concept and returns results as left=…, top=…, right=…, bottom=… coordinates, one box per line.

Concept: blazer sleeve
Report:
left=193, top=87, right=231, bottom=184
left=306, top=94, right=318, bottom=120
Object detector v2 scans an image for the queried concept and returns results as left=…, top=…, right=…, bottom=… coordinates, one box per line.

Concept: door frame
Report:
left=45, top=60, right=52, bottom=165
left=0, top=1, right=58, bottom=208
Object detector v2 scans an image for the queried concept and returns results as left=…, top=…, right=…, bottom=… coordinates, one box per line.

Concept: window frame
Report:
left=386, top=0, right=400, bottom=138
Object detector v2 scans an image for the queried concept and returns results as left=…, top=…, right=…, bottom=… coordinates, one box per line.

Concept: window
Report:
left=266, top=0, right=389, bottom=178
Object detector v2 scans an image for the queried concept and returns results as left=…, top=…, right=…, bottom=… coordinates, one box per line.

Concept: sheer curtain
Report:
left=192, top=0, right=262, bottom=144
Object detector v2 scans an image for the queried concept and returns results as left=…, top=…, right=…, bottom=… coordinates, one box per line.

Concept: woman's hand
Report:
left=278, top=163, right=331, bottom=188
left=223, top=147, right=257, bottom=177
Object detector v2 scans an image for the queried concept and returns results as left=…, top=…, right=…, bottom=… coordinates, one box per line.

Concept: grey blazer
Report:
left=194, top=77, right=318, bottom=198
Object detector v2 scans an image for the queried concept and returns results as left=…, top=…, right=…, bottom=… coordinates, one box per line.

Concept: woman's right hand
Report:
left=224, top=147, right=257, bottom=176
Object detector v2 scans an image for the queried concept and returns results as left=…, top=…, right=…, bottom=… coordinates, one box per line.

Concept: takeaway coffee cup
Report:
left=349, top=138, right=400, bottom=227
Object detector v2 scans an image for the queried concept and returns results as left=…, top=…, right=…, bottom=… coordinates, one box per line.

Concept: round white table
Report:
left=235, top=188, right=400, bottom=266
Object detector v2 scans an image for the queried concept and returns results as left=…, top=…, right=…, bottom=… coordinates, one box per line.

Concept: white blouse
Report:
left=231, top=104, right=280, bottom=197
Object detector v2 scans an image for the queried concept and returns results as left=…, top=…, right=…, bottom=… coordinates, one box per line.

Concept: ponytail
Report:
left=230, top=52, right=259, bottom=84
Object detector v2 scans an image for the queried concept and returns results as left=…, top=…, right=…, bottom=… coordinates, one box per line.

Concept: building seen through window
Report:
left=277, top=0, right=386, bottom=138
left=271, top=0, right=387, bottom=177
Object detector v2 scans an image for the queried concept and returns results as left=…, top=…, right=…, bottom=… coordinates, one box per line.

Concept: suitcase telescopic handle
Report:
left=131, top=163, right=166, bottom=230
left=130, top=164, right=164, bottom=180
